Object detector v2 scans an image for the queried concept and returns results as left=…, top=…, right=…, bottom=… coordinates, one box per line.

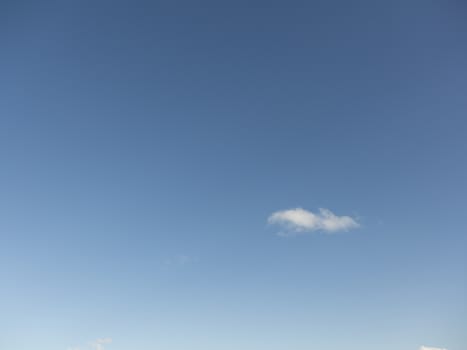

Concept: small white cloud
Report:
left=268, top=207, right=359, bottom=236
left=420, top=346, right=447, bottom=350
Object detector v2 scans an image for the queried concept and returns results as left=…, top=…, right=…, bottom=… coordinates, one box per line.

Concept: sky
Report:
left=1, top=1, right=466, bottom=350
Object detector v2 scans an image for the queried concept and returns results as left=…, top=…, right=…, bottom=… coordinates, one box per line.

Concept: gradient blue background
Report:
left=1, top=1, right=466, bottom=349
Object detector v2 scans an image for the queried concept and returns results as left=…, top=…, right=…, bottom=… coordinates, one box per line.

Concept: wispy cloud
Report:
left=91, top=339, right=112, bottom=350
left=420, top=346, right=447, bottom=350
left=68, top=338, right=112, bottom=350
left=268, top=207, right=359, bottom=236
left=163, top=254, right=198, bottom=267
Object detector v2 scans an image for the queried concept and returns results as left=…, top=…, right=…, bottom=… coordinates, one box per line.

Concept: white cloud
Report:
left=420, top=346, right=447, bottom=350
left=268, top=207, right=359, bottom=236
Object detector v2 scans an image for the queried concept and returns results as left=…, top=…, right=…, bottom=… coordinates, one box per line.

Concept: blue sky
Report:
left=1, top=1, right=466, bottom=350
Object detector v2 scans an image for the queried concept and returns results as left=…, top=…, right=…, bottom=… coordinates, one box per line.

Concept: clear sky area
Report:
left=1, top=1, right=466, bottom=350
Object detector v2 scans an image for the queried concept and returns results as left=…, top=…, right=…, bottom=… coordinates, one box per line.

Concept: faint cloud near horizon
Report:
left=91, top=339, right=112, bottom=350
left=268, top=207, right=359, bottom=236
left=420, top=346, right=447, bottom=350
left=67, top=338, right=112, bottom=350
